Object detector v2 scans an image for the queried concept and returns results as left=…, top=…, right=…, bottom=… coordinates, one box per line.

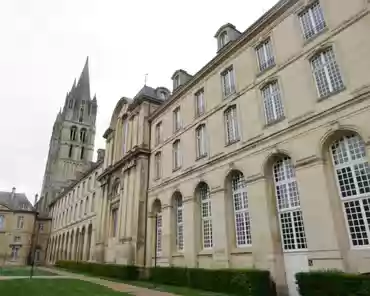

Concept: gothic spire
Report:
left=77, top=56, right=91, bottom=100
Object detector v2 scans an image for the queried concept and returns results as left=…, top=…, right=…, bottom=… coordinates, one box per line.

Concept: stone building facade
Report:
left=47, top=151, right=104, bottom=264
left=37, top=58, right=97, bottom=213
left=0, top=188, right=50, bottom=266
left=45, top=0, right=370, bottom=295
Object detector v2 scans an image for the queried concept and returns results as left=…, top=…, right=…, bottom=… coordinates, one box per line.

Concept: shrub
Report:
left=149, top=266, right=275, bottom=296
left=296, top=271, right=370, bottom=296
left=56, top=260, right=139, bottom=281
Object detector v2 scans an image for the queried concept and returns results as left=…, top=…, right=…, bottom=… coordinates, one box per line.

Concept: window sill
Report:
left=172, top=252, right=184, bottom=257
left=231, top=246, right=253, bottom=255
left=195, top=154, right=208, bottom=161
left=303, top=27, right=328, bottom=46
left=256, top=63, right=276, bottom=77
left=317, top=86, right=346, bottom=102
left=172, top=166, right=182, bottom=173
left=263, top=116, right=285, bottom=128
left=225, top=139, right=240, bottom=147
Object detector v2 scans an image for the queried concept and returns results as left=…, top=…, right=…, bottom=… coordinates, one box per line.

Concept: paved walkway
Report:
left=36, top=267, right=176, bottom=296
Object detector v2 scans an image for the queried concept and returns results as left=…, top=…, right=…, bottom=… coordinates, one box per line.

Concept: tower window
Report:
left=80, top=147, right=85, bottom=160
left=68, top=99, right=73, bottom=108
left=79, top=108, right=84, bottom=123
left=68, top=145, right=73, bottom=158
left=70, top=126, right=77, bottom=141
left=80, top=128, right=87, bottom=143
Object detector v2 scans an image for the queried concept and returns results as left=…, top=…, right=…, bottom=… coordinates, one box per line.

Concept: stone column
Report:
left=183, top=196, right=197, bottom=267
left=210, top=188, right=230, bottom=268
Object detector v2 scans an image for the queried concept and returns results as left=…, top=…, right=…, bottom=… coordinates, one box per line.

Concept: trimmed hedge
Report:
left=55, top=260, right=139, bottom=281
left=296, top=271, right=370, bottom=296
left=149, top=266, right=275, bottom=296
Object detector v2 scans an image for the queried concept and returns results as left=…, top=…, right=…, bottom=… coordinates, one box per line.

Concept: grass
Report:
left=0, top=266, right=56, bottom=276
left=0, top=278, right=129, bottom=296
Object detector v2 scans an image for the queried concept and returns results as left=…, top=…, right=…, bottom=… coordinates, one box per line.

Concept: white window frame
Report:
left=17, top=216, right=24, bottom=229
left=11, top=246, right=20, bottom=261
left=173, top=140, right=182, bottom=170
left=224, top=106, right=239, bottom=144
left=154, top=152, right=162, bottom=179
left=199, top=183, right=213, bottom=249
left=221, top=67, right=236, bottom=97
left=262, top=81, right=285, bottom=124
left=175, top=195, right=184, bottom=251
left=196, top=124, right=207, bottom=159
left=173, top=107, right=181, bottom=133
left=311, top=48, right=344, bottom=98
left=256, top=38, right=275, bottom=71
left=273, top=157, right=308, bottom=251
left=195, top=90, right=205, bottom=117
left=299, top=1, right=326, bottom=40
left=220, top=31, right=229, bottom=47
left=231, top=172, right=252, bottom=247
left=330, top=135, right=370, bottom=248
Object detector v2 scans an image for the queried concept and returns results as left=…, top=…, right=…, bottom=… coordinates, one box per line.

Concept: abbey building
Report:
left=44, top=1, right=370, bottom=295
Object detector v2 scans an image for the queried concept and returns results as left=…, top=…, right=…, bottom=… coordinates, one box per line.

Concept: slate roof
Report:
left=0, top=191, right=34, bottom=211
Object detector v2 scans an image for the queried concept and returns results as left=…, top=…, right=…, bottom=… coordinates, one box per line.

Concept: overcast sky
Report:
left=0, top=0, right=278, bottom=202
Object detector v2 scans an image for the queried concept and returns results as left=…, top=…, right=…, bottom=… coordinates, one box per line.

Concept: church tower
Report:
left=38, top=58, right=97, bottom=213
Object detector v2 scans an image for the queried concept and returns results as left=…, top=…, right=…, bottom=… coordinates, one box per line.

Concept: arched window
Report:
left=80, top=128, right=87, bottom=143
left=68, top=145, right=73, bottom=158
left=174, top=192, right=184, bottom=251
left=220, top=31, right=229, bottom=47
left=273, top=157, right=307, bottom=250
left=70, top=126, right=77, bottom=141
left=330, top=134, right=370, bottom=247
left=198, top=182, right=212, bottom=249
left=231, top=171, right=252, bottom=247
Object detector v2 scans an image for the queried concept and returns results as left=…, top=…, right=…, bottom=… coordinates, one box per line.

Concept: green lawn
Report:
left=0, top=279, right=129, bottom=296
left=0, top=266, right=56, bottom=276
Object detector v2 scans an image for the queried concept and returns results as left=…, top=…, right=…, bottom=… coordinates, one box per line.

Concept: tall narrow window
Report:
left=220, top=31, right=229, bottom=47
left=174, top=75, right=180, bottom=89
left=173, top=107, right=181, bottom=133
left=273, top=157, right=307, bottom=250
left=311, top=48, right=344, bottom=98
left=80, top=200, right=83, bottom=218
left=155, top=122, right=162, bottom=146
left=153, top=200, right=163, bottom=256
left=91, top=193, right=95, bottom=212
left=0, top=215, right=4, bottom=230
left=123, top=119, right=128, bottom=153
left=196, top=124, right=207, bottom=159
left=80, top=128, right=87, bottom=143
left=299, top=1, right=326, bottom=40
left=79, top=108, right=84, bottom=123
left=68, top=99, right=73, bottom=108
left=85, top=197, right=89, bottom=215
left=195, top=90, right=205, bottom=117
left=70, top=126, right=77, bottom=141
left=173, top=140, right=181, bottom=170
left=231, top=172, right=252, bottom=247
left=155, top=152, right=162, bottom=179
left=174, top=193, right=184, bottom=251
left=224, top=106, right=239, bottom=144
left=262, top=81, right=284, bottom=124
left=221, top=67, right=235, bottom=97
left=111, top=208, right=118, bottom=237
left=330, top=134, right=370, bottom=247
left=17, top=216, right=24, bottom=229
left=68, top=145, right=73, bottom=158
left=74, top=204, right=77, bottom=220
left=80, top=147, right=85, bottom=160
left=199, top=183, right=212, bottom=249
left=11, top=246, right=20, bottom=261
left=256, top=38, right=275, bottom=71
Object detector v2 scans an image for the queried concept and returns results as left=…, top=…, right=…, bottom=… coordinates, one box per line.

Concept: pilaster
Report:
left=183, top=196, right=197, bottom=267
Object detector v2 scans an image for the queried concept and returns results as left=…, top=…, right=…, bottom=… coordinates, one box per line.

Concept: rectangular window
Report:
left=173, top=140, right=182, bottom=170
left=17, top=216, right=24, bottom=229
left=85, top=198, right=89, bottom=215
left=299, top=1, right=326, bottom=40
left=0, top=215, right=4, bottom=229
left=221, top=67, right=235, bottom=97
left=311, top=48, right=344, bottom=98
left=91, top=193, right=95, bottom=212
left=112, top=208, right=118, bottom=237
left=155, top=122, right=162, bottom=146
left=155, top=152, right=162, bottom=179
left=14, top=236, right=21, bottom=242
left=195, top=90, right=205, bottom=117
left=39, top=223, right=44, bottom=232
left=11, top=246, right=20, bottom=261
left=35, top=249, right=41, bottom=261
left=174, top=75, right=180, bottom=89
left=224, top=106, right=239, bottom=144
left=196, top=125, right=207, bottom=159
left=256, top=38, right=275, bottom=71
left=262, top=81, right=284, bottom=124
left=173, top=107, right=181, bottom=132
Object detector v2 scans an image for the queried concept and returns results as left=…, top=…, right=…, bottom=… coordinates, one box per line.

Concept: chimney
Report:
left=34, top=194, right=39, bottom=206
left=11, top=187, right=16, bottom=199
left=97, top=149, right=105, bottom=162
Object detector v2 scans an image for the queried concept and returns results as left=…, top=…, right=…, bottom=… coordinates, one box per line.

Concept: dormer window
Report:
left=159, top=91, right=167, bottom=100
left=174, top=75, right=180, bottom=89
left=220, top=31, right=229, bottom=47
